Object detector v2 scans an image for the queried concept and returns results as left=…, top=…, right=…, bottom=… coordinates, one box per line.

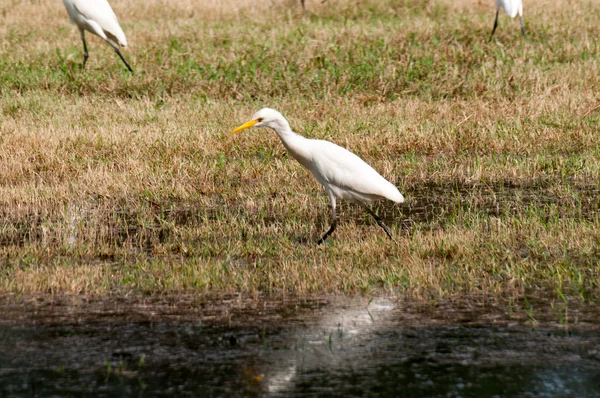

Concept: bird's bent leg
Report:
left=363, top=205, right=397, bottom=243
left=489, top=10, right=499, bottom=41
left=107, top=41, right=133, bottom=73
left=301, top=0, right=305, bottom=11
left=519, top=15, right=526, bottom=38
left=317, top=193, right=337, bottom=245
left=79, top=29, right=89, bottom=67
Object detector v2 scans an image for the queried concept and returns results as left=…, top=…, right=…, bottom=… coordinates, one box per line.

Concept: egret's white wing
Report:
left=72, top=0, right=127, bottom=46
left=310, top=140, right=404, bottom=203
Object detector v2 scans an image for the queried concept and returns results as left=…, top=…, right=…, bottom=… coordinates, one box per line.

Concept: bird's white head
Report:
left=230, top=108, right=291, bottom=134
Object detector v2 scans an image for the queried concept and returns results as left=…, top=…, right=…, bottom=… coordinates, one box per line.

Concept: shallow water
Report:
left=0, top=295, right=599, bottom=397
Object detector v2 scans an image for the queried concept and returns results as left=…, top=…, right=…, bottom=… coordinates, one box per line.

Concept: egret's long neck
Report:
left=272, top=120, right=296, bottom=143
left=270, top=123, right=312, bottom=167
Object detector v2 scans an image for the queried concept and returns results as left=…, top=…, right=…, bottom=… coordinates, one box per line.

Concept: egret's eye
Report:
left=257, top=118, right=264, bottom=122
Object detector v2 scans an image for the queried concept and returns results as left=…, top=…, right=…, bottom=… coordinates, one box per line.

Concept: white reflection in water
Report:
left=265, top=297, right=396, bottom=394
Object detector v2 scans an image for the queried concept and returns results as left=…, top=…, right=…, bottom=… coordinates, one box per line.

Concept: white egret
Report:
left=490, top=0, right=526, bottom=40
left=231, top=108, right=405, bottom=244
left=62, top=0, right=133, bottom=72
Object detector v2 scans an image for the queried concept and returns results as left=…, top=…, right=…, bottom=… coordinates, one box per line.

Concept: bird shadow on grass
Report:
left=356, top=181, right=600, bottom=235
left=1, top=182, right=597, bottom=252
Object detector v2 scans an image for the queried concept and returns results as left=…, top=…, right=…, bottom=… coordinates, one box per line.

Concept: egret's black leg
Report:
left=318, top=193, right=337, bottom=245
left=107, top=41, right=133, bottom=73
left=317, top=218, right=337, bottom=245
left=519, top=15, right=526, bottom=38
left=79, top=29, right=89, bottom=68
left=363, top=205, right=396, bottom=243
left=490, top=9, right=499, bottom=41
left=114, top=47, right=133, bottom=72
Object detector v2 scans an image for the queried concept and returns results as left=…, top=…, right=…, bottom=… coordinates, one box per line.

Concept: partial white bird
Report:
left=231, top=108, right=404, bottom=244
left=300, top=0, right=328, bottom=12
left=490, top=0, right=526, bottom=40
left=63, top=0, right=133, bottom=72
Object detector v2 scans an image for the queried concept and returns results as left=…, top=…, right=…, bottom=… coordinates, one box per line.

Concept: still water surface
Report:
left=0, top=295, right=599, bottom=397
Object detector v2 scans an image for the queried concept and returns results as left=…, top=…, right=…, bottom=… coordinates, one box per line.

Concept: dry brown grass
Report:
left=0, top=0, right=599, bottom=299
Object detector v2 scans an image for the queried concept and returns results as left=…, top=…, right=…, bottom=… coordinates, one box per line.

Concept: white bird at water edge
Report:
left=231, top=108, right=405, bottom=244
left=62, top=0, right=133, bottom=72
left=490, top=0, right=526, bottom=40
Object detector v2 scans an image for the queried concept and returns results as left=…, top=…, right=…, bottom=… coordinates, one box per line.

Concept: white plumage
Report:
left=491, top=0, right=526, bottom=39
left=308, top=141, right=404, bottom=204
left=63, top=0, right=133, bottom=72
left=497, top=0, right=522, bottom=18
left=231, top=108, right=404, bottom=244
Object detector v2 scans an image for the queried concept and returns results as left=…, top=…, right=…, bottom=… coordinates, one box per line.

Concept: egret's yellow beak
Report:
left=231, top=119, right=258, bottom=134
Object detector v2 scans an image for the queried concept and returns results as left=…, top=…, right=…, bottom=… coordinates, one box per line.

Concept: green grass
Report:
left=0, top=0, right=599, bottom=300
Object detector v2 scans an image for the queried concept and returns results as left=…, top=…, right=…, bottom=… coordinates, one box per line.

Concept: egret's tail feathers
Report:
left=390, top=190, right=405, bottom=204
left=381, top=183, right=405, bottom=203
left=106, top=30, right=127, bottom=47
